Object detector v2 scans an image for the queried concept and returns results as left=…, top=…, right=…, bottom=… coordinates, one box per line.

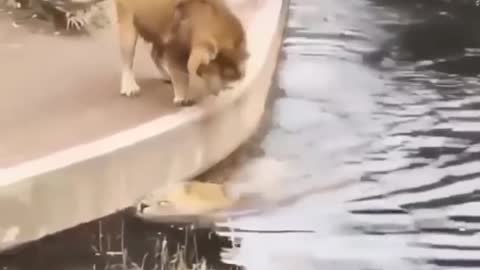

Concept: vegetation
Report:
left=0, top=0, right=110, bottom=34
left=0, top=212, right=240, bottom=270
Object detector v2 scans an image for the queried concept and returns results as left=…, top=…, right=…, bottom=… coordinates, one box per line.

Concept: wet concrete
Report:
left=3, top=0, right=480, bottom=269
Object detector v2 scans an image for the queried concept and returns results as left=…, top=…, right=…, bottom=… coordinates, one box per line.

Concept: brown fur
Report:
left=115, top=0, right=249, bottom=106
left=171, top=0, right=249, bottom=96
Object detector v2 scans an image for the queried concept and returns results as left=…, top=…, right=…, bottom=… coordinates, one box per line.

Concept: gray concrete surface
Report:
left=0, top=0, right=286, bottom=252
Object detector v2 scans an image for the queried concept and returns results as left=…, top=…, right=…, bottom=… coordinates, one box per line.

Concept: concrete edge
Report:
left=136, top=0, right=292, bottom=224
left=0, top=0, right=288, bottom=252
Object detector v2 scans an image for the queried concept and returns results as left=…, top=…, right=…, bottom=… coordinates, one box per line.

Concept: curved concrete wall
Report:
left=0, top=0, right=288, bottom=251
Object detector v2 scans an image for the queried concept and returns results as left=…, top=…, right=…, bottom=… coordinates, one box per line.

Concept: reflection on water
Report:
left=217, top=0, right=480, bottom=269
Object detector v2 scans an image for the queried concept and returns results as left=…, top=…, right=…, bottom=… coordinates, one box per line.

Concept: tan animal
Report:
left=169, top=0, right=249, bottom=103
left=115, top=0, right=249, bottom=106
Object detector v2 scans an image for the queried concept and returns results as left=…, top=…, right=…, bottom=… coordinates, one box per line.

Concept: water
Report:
left=216, top=0, right=480, bottom=269
left=3, top=0, right=480, bottom=269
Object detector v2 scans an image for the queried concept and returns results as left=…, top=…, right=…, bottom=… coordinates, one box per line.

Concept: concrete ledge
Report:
left=0, top=0, right=288, bottom=251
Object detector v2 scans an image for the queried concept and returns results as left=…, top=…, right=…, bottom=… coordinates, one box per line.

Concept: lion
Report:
left=115, top=0, right=249, bottom=106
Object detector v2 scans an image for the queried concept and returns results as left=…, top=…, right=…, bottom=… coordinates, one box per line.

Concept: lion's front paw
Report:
left=173, top=97, right=195, bottom=107
left=120, top=84, right=141, bottom=97
left=120, top=69, right=141, bottom=97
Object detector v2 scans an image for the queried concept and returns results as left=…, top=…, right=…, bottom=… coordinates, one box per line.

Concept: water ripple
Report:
left=218, top=0, right=480, bottom=269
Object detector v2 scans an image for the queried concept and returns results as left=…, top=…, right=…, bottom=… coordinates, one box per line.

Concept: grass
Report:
left=90, top=216, right=220, bottom=270
left=0, top=210, right=241, bottom=270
